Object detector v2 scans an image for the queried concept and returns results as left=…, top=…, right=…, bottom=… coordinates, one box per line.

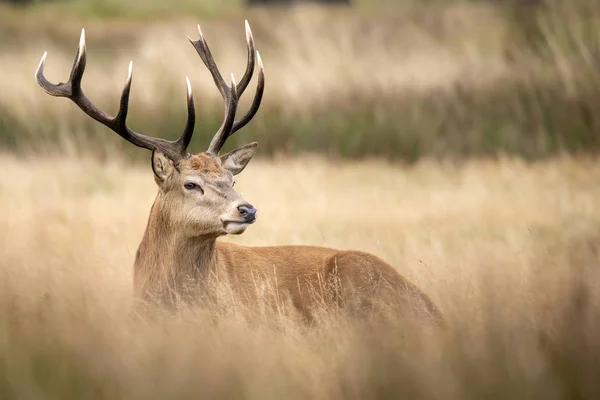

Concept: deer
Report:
left=35, top=22, right=443, bottom=327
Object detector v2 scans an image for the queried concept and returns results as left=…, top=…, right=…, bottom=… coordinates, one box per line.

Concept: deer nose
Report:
left=238, top=204, right=257, bottom=223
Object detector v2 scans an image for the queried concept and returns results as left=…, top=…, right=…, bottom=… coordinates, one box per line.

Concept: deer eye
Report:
left=184, top=182, right=202, bottom=193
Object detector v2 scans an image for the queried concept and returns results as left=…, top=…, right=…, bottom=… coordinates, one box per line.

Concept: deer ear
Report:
left=220, top=142, right=258, bottom=176
left=151, top=150, right=175, bottom=183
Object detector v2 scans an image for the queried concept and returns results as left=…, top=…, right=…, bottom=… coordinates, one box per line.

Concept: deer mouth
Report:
left=221, top=219, right=254, bottom=235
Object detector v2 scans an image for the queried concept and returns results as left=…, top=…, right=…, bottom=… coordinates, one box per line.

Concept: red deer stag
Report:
left=35, top=23, right=442, bottom=326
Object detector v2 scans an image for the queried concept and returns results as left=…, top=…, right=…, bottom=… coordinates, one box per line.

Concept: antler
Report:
left=35, top=29, right=196, bottom=163
left=189, top=20, right=265, bottom=156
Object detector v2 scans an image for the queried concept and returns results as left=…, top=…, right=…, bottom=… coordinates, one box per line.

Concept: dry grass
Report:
left=3, top=1, right=599, bottom=159
left=1, top=153, right=599, bottom=398
left=1, top=4, right=509, bottom=117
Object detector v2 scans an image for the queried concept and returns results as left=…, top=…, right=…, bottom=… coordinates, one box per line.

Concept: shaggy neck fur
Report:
left=133, top=194, right=219, bottom=307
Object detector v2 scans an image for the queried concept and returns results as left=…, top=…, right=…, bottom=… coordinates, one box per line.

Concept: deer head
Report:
left=35, top=22, right=265, bottom=238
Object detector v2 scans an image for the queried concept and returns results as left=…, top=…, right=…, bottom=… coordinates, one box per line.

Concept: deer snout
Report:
left=237, top=204, right=257, bottom=223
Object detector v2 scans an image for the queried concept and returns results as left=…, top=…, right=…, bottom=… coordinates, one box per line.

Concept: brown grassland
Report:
left=2, top=0, right=599, bottom=160
left=1, top=0, right=600, bottom=398
left=0, top=154, right=599, bottom=398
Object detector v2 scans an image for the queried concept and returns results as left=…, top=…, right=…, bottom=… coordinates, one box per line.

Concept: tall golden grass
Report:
left=1, top=2, right=600, bottom=396
left=1, top=1, right=599, bottom=159
left=1, top=153, right=599, bottom=398
left=2, top=4, right=508, bottom=117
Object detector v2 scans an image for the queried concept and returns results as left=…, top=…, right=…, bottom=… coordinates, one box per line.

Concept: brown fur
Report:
left=134, top=148, right=444, bottom=327
left=34, top=24, right=442, bottom=326
left=184, top=154, right=223, bottom=175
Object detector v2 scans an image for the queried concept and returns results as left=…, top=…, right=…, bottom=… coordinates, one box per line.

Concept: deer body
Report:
left=138, top=241, right=443, bottom=322
left=36, top=23, right=443, bottom=326
left=132, top=153, right=442, bottom=323
left=135, top=221, right=443, bottom=322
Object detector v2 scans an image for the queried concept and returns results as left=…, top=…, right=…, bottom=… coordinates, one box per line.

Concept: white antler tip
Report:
left=185, top=76, right=192, bottom=95
left=35, top=52, right=48, bottom=76
left=127, top=61, right=133, bottom=78
left=197, top=24, right=204, bottom=38
left=79, top=28, right=86, bottom=47
left=256, top=51, right=263, bottom=69
left=230, top=72, right=237, bottom=87
left=245, top=20, right=252, bottom=38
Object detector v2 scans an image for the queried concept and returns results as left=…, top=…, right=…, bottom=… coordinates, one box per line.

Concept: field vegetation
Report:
left=0, top=0, right=599, bottom=398
left=0, top=154, right=599, bottom=398
left=1, top=0, right=599, bottom=161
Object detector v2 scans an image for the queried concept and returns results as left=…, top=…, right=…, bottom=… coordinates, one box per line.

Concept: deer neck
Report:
left=133, top=196, right=219, bottom=304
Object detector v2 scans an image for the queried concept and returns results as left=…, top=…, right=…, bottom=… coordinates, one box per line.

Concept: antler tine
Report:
left=236, top=20, right=256, bottom=96
left=35, top=29, right=196, bottom=163
left=188, top=21, right=265, bottom=155
left=191, top=21, right=254, bottom=98
left=175, top=77, right=196, bottom=151
left=189, top=24, right=229, bottom=99
left=207, top=74, right=238, bottom=155
left=229, top=50, right=264, bottom=138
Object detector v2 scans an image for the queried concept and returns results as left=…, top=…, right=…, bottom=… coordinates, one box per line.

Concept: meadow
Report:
left=1, top=154, right=599, bottom=399
left=1, top=0, right=600, bottom=398
left=1, top=0, right=599, bottom=160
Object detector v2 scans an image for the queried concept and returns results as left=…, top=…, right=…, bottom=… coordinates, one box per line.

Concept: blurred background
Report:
left=1, top=1, right=600, bottom=399
left=1, top=0, right=599, bottom=162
